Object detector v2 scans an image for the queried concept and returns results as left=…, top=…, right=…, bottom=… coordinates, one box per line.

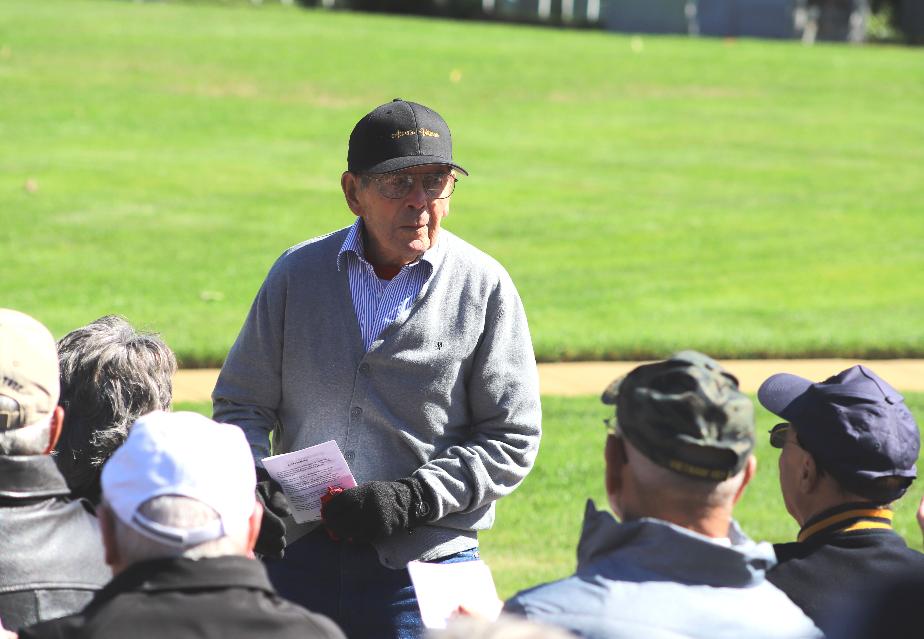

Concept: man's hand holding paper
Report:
left=261, top=440, right=357, bottom=525
left=320, top=477, right=433, bottom=544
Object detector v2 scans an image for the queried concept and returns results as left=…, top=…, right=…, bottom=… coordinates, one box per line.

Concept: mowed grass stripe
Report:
left=2, top=0, right=923, bottom=362
left=177, top=392, right=924, bottom=598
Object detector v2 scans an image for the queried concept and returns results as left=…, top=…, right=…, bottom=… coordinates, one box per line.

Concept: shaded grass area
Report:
left=177, top=393, right=924, bottom=599
left=3, top=0, right=924, bottom=363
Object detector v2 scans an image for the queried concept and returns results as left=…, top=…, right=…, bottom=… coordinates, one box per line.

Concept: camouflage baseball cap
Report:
left=0, top=309, right=60, bottom=431
left=602, top=350, right=755, bottom=481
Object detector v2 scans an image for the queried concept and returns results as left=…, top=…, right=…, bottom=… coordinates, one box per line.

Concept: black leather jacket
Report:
left=0, top=455, right=111, bottom=631
left=20, top=556, right=347, bottom=639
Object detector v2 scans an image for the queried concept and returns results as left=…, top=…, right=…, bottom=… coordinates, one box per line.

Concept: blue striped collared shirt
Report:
left=337, top=219, right=444, bottom=351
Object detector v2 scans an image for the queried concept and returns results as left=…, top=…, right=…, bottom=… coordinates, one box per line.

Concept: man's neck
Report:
left=674, top=513, right=733, bottom=539
left=372, top=263, right=402, bottom=280
left=623, top=505, right=733, bottom=539
left=792, top=478, right=868, bottom=527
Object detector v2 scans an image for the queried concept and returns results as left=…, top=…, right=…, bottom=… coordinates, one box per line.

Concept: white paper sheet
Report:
left=407, top=559, right=503, bottom=629
left=261, top=440, right=356, bottom=524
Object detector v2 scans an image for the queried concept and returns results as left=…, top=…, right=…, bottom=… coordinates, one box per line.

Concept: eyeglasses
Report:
left=769, top=422, right=792, bottom=449
left=365, top=172, right=457, bottom=200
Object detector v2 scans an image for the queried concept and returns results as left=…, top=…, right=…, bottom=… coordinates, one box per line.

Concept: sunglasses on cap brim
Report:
left=769, top=422, right=792, bottom=449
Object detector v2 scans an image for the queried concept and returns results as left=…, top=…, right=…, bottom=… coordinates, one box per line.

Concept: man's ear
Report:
left=44, top=405, right=64, bottom=454
left=97, top=503, right=121, bottom=572
left=341, top=171, right=364, bottom=217
left=245, top=499, right=264, bottom=558
left=732, top=454, right=757, bottom=506
left=800, top=451, right=821, bottom=492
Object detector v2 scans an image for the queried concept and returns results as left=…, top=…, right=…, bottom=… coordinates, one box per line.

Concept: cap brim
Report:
left=757, top=373, right=813, bottom=419
left=601, top=377, right=623, bottom=405
left=364, top=155, right=469, bottom=176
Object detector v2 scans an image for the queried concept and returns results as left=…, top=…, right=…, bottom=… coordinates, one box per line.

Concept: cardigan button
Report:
left=351, top=406, right=363, bottom=418
left=359, top=363, right=370, bottom=375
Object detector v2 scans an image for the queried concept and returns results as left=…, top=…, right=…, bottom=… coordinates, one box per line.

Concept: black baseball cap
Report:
left=759, top=365, right=919, bottom=484
left=602, top=351, right=756, bottom=481
left=347, top=99, right=468, bottom=176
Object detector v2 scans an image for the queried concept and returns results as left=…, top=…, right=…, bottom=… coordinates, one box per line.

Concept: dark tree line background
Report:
left=294, top=0, right=922, bottom=44
left=872, top=0, right=924, bottom=43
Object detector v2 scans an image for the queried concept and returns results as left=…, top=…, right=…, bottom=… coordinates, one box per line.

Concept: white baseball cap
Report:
left=101, top=410, right=256, bottom=548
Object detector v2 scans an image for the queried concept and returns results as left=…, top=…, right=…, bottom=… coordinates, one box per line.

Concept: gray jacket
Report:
left=213, top=227, right=542, bottom=568
left=0, top=455, right=110, bottom=631
left=505, top=501, right=822, bottom=639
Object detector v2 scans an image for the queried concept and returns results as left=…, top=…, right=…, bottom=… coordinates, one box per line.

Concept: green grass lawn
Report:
left=177, top=392, right=924, bottom=598
left=3, top=0, right=923, bottom=363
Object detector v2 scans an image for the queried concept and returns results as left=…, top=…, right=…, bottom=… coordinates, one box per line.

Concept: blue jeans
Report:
left=264, top=528, right=479, bottom=639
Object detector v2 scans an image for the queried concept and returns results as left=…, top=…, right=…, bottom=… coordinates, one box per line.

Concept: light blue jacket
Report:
left=505, top=502, right=822, bottom=639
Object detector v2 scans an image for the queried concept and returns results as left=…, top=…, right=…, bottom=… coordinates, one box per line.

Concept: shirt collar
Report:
left=797, top=502, right=894, bottom=543
left=91, top=556, right=273, bottom=607
left=0, top=455, right=71, bottom=500
left=336, top=218, right=447, bottom=274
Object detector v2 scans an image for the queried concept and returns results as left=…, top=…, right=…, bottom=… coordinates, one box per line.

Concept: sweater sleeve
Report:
left=413, top=272, right=542, bottom=520
left=212, top=256, right=288, bottom=463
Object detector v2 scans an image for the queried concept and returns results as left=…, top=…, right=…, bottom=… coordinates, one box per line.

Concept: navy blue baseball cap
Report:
left=347, top=99, right=468, bottom=176
left=758, top=365, right=919, bottom=484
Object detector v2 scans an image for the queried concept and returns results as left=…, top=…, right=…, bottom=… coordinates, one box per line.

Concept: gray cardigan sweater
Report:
left=213, top=226, right=542, bottom=568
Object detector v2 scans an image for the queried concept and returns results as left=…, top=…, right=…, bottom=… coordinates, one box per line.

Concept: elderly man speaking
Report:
left=213, top=99, right=542, bottom=638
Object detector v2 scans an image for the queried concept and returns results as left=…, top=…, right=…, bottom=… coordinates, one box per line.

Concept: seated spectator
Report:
left=759, top=364, right=924, bottom=635
left=19, top=410, right=345, bottom=639
left=54, top=315, right=175, bottom=504
left=0, top=309, right=110, bottom=631
left=504, top=351, right=820, bottom=639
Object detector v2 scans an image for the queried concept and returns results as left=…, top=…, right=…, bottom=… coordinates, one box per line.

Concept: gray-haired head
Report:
left=55, top=316, right=176, bottom=503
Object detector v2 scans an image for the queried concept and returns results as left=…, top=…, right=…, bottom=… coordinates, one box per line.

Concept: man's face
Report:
left=344, top=164, right=454, bottom=268
left=776, top=425, right=808, bottom=523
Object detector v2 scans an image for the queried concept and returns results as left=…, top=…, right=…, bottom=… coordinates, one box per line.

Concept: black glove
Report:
left=254, top=466, right=291, bottom=559
left=320, top=477, right=433, bottom=544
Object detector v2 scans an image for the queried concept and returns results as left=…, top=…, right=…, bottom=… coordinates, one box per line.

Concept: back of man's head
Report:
left=55, top=315, right=176, bottom=501
left=601, top=351, right=756, bottom=523
left=0, top=309, right=60, bottom=456
left=99, top=411, right=258, bottom=570
left=760, top=365, right=919, bottom=505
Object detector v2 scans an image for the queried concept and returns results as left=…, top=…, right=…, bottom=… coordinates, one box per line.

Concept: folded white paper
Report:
left=261, top=440, right=357, bottom=524
left=407, top=559, right=502, bottom=628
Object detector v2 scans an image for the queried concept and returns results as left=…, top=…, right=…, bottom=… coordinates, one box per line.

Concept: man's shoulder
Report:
left=0, top=487, right=109, bottom=592
left=440, top=230, right=505, bottom=273
left=504, top=574, right=592, bottom=617
left=276, top=227, right=351, bottom=267
left=255, top=226, right=350, bottom=291
left=506, top=572, right=820, bottom=639
left=19, top=575, right=347, bottom=639
left=773, top=529, right=924, bottom=575
left=437, top=231, right=520, bottom=297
